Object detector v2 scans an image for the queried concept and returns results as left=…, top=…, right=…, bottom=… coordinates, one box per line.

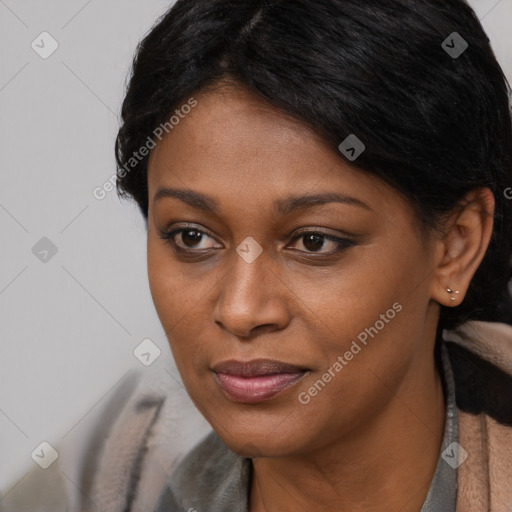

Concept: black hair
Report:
left=115, top=0, right=512, bottom=330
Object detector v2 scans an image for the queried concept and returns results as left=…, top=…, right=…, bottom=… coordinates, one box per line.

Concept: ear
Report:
left=431, top=187, right=495, bottom=307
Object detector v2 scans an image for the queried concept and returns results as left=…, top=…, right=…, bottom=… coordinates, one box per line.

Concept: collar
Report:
left=419, top=341, right=458, bottom=512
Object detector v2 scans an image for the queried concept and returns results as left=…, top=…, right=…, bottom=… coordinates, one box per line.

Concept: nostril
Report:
left=247, top=324, right=280, bottom=337
left=214, top=321, right=278, bottom=339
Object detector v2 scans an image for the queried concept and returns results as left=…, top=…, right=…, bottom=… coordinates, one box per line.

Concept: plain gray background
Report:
left=1, top=0, right=511, bottom=495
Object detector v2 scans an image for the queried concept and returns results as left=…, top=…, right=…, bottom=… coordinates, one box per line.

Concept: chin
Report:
left=213, top=424, right=307, bottom=459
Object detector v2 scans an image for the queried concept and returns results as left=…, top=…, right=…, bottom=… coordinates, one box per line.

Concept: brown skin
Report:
left=146, top=83, right=494, bottom=512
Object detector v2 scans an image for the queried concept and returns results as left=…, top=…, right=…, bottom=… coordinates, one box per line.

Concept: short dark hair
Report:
left=115, top=0, right=512, bottom=330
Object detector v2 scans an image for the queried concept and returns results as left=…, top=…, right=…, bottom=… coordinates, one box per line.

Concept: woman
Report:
left=112, top=0, right=512, bottom=511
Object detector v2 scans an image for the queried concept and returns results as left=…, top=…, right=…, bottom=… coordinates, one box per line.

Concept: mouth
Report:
left=211, top=359, right=310, bottom=404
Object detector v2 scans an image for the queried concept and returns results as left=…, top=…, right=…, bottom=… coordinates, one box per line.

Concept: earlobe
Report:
left=430, top=187, right=495, bottom=308
left=446, top=287, right=460, bottom=303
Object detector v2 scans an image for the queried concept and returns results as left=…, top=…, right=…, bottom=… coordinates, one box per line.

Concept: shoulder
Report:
left=440, top=321, right=512, bottom=509
left=443, top=320, right=512, bottom=426
left=79, top=366, right=212, bottom=512
left=0, top=367, right=211, bottom=512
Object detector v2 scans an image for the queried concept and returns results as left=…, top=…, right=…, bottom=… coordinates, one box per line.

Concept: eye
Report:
left=158, top=226, right=222, bottom=251
left=158, top=225, right=355, bottom=257
left=288, top=231, right=355, bottom=255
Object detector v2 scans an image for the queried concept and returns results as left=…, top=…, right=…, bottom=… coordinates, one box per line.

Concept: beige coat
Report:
left=444, top=321, right=512, bottom=511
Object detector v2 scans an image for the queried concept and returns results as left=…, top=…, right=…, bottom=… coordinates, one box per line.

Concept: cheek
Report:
left=297, top=240, right=430, bottom=392
left=146, top=237, right=218, bottom=374
left=147, top=249, right=178, bottom=327
left=147, top=236, right=202, bottom=323
left=294, top=244, right=418, bottom=337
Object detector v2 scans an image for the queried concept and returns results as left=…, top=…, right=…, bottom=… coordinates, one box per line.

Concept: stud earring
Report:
left=447, top=288, right=460, bottom=302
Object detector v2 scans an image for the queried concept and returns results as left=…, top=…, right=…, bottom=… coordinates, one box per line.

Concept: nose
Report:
left=213, top=250, right=291, bottom=339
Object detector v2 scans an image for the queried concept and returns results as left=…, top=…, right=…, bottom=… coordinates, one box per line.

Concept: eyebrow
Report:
left=153, top=187, right=372, bottom=214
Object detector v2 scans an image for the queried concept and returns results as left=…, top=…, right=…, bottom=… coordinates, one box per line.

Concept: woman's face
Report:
left=147, top=84, right=441, bottom=458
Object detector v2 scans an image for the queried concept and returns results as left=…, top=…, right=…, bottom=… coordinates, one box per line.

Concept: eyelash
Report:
left=157, top=225, right=355, bottom=257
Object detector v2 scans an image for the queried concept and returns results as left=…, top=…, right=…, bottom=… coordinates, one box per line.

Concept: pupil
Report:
left=304, top=234, right=324, bottom=252
left=182, top=230, right=202, bottom=247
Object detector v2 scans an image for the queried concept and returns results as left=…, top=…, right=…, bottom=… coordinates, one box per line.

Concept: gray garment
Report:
left=420, top=342, right=458, bottom=512
left=155, top=342, right=458, bottom=512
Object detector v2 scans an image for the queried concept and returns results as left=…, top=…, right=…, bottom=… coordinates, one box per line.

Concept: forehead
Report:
left=148, top=84, right=336, bottom=181
left=146, top=84, right=407, bottom=220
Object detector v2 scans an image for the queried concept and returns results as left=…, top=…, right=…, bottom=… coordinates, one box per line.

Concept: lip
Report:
left=211, top=359, right=309, bottom=403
